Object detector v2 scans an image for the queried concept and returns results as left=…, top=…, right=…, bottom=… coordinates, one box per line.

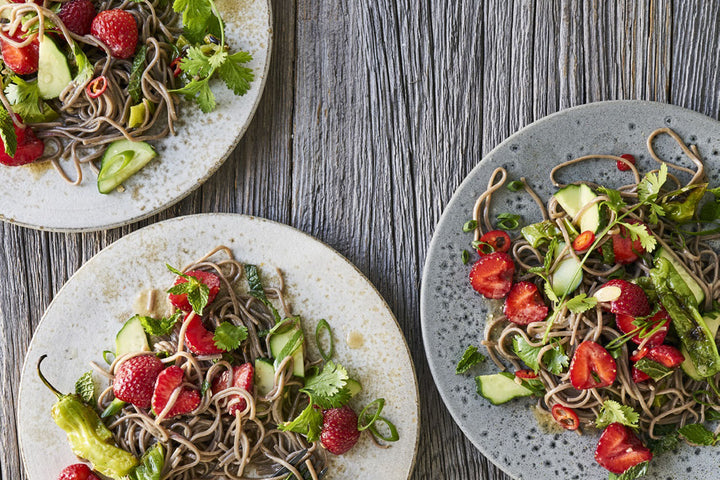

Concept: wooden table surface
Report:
left=3, top=1, right=720, bottom=479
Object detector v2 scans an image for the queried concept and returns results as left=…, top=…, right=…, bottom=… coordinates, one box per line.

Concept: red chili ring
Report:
left=86, top=75, right=107, bottom=98
left=551, top=404, right=580, bottom=430
left=514, top=369, right=538, bottom=380
left=170, top=56, right=182, bottom=77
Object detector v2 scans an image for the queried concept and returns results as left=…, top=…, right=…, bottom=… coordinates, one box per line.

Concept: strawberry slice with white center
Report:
left=568, top=341, right=617, bottom=390
left=595, top=422, right=652, bottom=474
left=593, top=279, right=650, bottom=317
left=151, top=366, right=200, bottom=418
left=616, top=308, right=670, bottom=347
left=168, top=270, right=221, bottom=313
left=469, top=252, right=515, bottom=299
left=211, top=363, right=254, bottom=415
left=503, top=281, right=548, bottom=324
left=183, top=312, right=225, bottom=355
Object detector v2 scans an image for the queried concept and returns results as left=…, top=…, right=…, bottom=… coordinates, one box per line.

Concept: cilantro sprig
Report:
left=301, top=361, right=351, bottom=409
left=212, top=321, right=248, bottom=351
left=595, top=400, right=639, bottom=429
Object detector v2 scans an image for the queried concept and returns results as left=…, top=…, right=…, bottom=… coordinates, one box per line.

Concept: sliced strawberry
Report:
left=469, top=252, right=515, bottom=299
left=211, top=363, right=254, bottom=415
left=514, top=369, right=538, bottom=379
left=630, top=346, right=649, bottom=363
left=611, top=220, right=646, bottom=264
left=503, top=281, right=548, bottom=324
left=477, top=230, right=511, bottom=255
left=320, top=405, right=361, bottom=455
left=0, top=122, right=45, bottom=166
left=617, top=153, right=636, bottom=172
left=112, top=355, right=164, bottom=408
left=569, top=341, right=617, bottom=390
left=595, top=279, right=650, bottom=318
left=151, top=365, right=200, bottom=418
left=595, top=422, right=652, bottom=474
left=551, top=404, right=580, bottom=430
left=183, top=312, right=225, bottom=355
left=1, top=33, right=39, bottom=75
left=632, top=344, right=684, bottom=383
left=632, top=365, right=650, bottom=383
left=616, top=308, right=670, bottom=347
left=58, top=463, right=100, bottom=480
left=168, top=270, right=221, bottom=312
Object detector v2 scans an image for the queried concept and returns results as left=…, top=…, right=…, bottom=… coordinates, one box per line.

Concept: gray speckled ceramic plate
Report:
left=0, top=0, right=271, bottom=232
left=18, top=214, right=419, bottom=479
left=421, top=101, right=720, bottom=480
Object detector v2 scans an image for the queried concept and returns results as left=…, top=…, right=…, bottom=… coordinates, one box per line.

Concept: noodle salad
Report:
left=39, top=247, right=398, bottom=480
left=458, top=128, right=720, bottom=479
left=0, top=0, right=254, bottom=193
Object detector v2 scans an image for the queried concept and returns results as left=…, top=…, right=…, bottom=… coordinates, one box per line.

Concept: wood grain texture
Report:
left=2, top=1, right=720, bottom=479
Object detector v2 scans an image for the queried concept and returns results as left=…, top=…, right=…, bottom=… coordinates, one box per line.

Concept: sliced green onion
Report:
left=507, top=180, right=525, bottom=192
left=461, top=249, right=470, bottom=264
left=471, top=240, right=494, bottom=255
left=101, top=398, right=127, bottom=418
left=369, top=415, right=399, bottom=442
left=358, top=398, right=385, bottom=431
left=496, top=213, right=521, bottom=230
left=462, top=220, right=478, bottom=232
left=102, top=350, right=115, bottom=365
left=315, top=319, right=334, bottom=362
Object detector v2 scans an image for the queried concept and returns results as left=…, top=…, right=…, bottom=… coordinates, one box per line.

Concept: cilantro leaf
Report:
left=128, top=45, right=147, bottom=103
left=512, top=336, right=568, bottom=375
left=180, top=46, right=213, bottom=77
left=0, top=108, right=16, bottom=157
left=172, top=0, right=213, bottom=43
left=543, top=280, right=559, bottom=303
left=595, top=400, right=639, bottom=429
left=598, top=186, right=626, bottom=213
left=207, top=49, right=228, bottom=70
left=678, top=423, right=717, bottom=446
left=544, top=342, right=570, bottom=375
left=638, top=163, right=668, bottom=203
left=619, top=221, right=657, bottom=252
left=301, top=361, right=350, bottom=409
left=565, top=293, right=598, bottom=313
left=75, top=371, right=95, bottom=404
left=5, top=77, right=46, bottom=123
left=278, top=402, right=323, bottom=442
left=135, top=311, right=181, bottom=336
left=213, top=321, right=248, bottom=351
left=218, top=51, right=254, bottom=96
left=456, top=345, right=486, bottom=374
left=608, top=461, right=649, bottom=480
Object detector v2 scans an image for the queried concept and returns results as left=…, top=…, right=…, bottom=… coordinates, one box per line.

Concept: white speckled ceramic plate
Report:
left=18, top=214, right=419, bottom=479
left=0, top=0, right=271, bottom=232
left=421, top=101, right=720, bottom=480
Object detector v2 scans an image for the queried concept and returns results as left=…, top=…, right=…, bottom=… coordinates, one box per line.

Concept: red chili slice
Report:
left=551, top=404, right=580, bottom=430
left=572, top=230, right=595, bottom=252
left=478, top=230, right=511, bottom=255
left=86, top=75, right=107, bottom=98
left=515, top=369, right=538, bottom=380
left=170, top=56, right=182, bottom=77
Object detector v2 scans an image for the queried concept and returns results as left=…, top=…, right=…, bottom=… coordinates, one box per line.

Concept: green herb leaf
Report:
left=646, top=432, right=679, bottom=456
left=519, top=377, right=546, bottom=396
left=705, top=409, right=720, bottom=421
left=301, top=361, right=350, bottom=409
left=638, top=163, right=668, bottom=203
left=462, top=220, right=478, bottom=232
left=506, top=180, right=525, bottom=192
left=608, top=461, right=649, bottom=480
left=0, top=108, right=17, bottom=157
left=595, top=400, right=640, bottom=429
left=601, top=241, right=615, bottom=264
left=678, top=423, right=716, bottom=446
left=200, top=380, right=211, bottom=396
left=213, top=321, right=248, bottom=351
left=172, top=0, right=213, bottom=43
left=521, top=220, right=560, bottom=248
left=128, top=45, right=148, bottom=103
left=135, top=311, right=181, bottom=336
left=455, top=345, right=486, bottom=374
left=5, top=76, right=46, bottom=123
left=70, top=42, right=94, bottom=85
left=217, top=51, right=254, bottom=96
left=543, top=280, right=559, bottom=304
left=634, top=358, right=672, bottom=381
left=619, top=221, right=657, bottom=252
left=166, top=265, right=211, bottom=315
left=496, top=213, right=521, bottom=230
left=278, top=402, right=323, bottom=443
left=598, top=186, right=626, bottom=213
left=75, top=371, right=95, bottom=404
left=512, top=336, right=568, bottom=375
left=544, top=342, right=570, bottom=375
left=245, top=264, right=280, bottom=322
left=565, top=293, right=598, bottom=313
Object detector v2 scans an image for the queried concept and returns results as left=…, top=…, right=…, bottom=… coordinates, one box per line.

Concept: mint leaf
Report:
left=301, top=361, right=350, bottom=409
left=166, top=265, right=211, bottom=315
left=595, top=400, right=640, bottom=429
left=135, top=312, right=181, bottom=336
left=634, top=358, right=672, bottom=381
left=646, top=432, right=679, bottom=456
left=75, top=371, right=95, bottom=404
left=456, top=345, right=486, bottom=374
left=566, top=293, right=598, bottom=313
left=218, top=51, right=254, bottom=96
left=278, top=402, right=323, bottom=442
left=678, top=423, right=716, bottom=446
left=0, top=108, right=16, bottom=157
left=608, top=461, right=649, bottom=480
left=212, top=321, right=248, bottom=351
left=245, top=264, right=281, bottom=323
left=128, top=45, right=147, bottom=103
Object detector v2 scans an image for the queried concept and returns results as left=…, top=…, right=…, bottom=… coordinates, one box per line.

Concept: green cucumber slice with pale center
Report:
left=97, top=139, right=157, bottom=194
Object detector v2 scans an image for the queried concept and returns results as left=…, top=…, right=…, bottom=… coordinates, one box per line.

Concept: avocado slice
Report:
left=37, top=35, right=72, bottom=99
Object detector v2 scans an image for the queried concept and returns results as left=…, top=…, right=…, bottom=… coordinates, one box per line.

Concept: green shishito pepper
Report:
left=661, top=183, right=707, bottom=224
left=38, top=355, right=138, bottom=479
left=649, top=259, right=720, bottom=378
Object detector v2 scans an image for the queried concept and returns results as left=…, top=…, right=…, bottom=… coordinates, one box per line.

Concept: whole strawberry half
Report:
left=113, top=354, right=164, bottom=408
left=594, top=279, right=650, bottom=318
left=1, top=33, right=39, bottom=75
left=168, top=270, right=221, bottom=313
left=184, top=312, right=225, bottom=355
left=503, top=281, right=548, bottom=324
left=58, top=464, right=100, bottom=480
left=59, top=0, right=97, bottom=36
left=469, top=251, right=515, bottom=299
left=616, top=308, right=670, bottom=347
left=212, top=362, right=254, bottom=415
left=90, top=9, right=138, bottom=59
left=568, top=341, right=617, bottom=390
left=151, top=365, right=200, bottom=418
left=320, top=405, right=361, bottom=455
left=0, top=123, right=45, bottom=166
left=595, top=422, right=652, bottom=474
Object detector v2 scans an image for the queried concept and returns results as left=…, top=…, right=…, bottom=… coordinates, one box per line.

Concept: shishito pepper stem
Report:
left=37, top=354, right=63, bottom=398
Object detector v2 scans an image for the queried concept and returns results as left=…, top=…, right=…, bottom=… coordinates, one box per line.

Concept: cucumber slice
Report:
left=115, top=316, right=150, bottom=357
left=346, top=378, right=362, bottom=397
left=254, top=358, right=276, bottom=396
left=655, top=247, right=704, bottom=305
left=269, top=326, right=305, bottom=377
left=553, top=184, right=601, bottom=233
left=681, top=312, right=720, bottom=380
left=550, top=242, right=583, bottom=297
left=475, top=372, right=533, bottom=405
left=37, top=35, right=72, bottom=99
left=97, top=140, right=157, bottom=194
